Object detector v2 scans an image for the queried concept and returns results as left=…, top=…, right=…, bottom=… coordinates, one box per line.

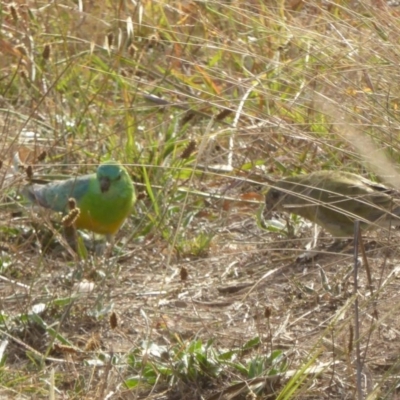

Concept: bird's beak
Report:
left=100, top=177, right=111, bottom=193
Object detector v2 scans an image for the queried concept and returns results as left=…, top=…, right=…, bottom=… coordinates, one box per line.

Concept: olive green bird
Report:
left=23, top=161, right=135, bottom=239
left=264, top=170, right=400, bottom=237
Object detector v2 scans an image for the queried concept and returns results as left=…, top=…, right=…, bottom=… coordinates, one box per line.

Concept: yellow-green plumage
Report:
left=265, top=170, right=400, bottom=237
left=23, top=161, right=135, bottom=236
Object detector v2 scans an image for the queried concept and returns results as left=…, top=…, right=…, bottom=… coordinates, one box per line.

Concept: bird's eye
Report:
left=270, top=189, right=281, bottom=200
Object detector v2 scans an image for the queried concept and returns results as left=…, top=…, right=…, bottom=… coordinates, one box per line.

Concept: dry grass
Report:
left=2, top=0, right=400, bottom=398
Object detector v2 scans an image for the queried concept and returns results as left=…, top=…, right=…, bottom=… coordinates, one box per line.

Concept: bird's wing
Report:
left=23, top=175, right=92, bottom=213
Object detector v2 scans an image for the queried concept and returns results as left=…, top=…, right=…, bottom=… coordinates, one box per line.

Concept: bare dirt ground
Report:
left=4, top=173, right=400, bottom=399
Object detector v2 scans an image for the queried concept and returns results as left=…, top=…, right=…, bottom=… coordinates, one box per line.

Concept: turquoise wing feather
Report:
left=23, top=174, right=93, bottom=213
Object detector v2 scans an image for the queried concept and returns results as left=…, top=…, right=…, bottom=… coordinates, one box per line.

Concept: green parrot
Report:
left=23, top=161, right=135, bottom=237
left=264, top=170, right=400, bottom=237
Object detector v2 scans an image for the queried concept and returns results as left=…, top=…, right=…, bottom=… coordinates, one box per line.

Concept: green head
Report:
left=96, top=161, right=128, bottom=193
left=265, top=181, right=302, bottom=213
